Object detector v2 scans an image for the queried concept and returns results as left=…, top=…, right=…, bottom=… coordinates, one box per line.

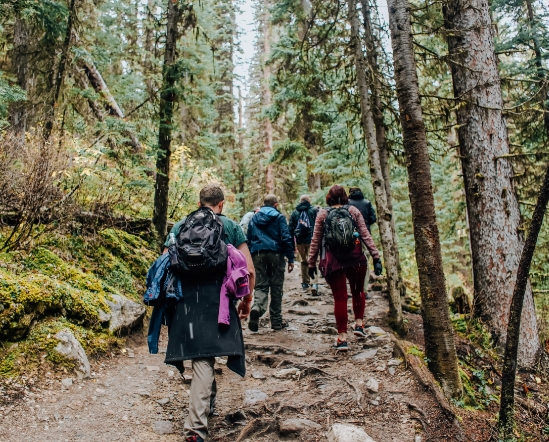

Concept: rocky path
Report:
left=0, top=264, right=457, bottom=441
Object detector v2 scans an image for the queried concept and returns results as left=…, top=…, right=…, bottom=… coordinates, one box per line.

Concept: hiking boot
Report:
left=311, top=284, right=319, bottom=296
left=353, top=325, right=367, bottom=338
left=301, top=283, right=310, bottom=290
left=185, top=435, right=204, bottom=442
left=332, top=339, right=348, bottom=352
left=272, top=319, right=289, bottom=330
left=248, top=309, right=260, bottom=332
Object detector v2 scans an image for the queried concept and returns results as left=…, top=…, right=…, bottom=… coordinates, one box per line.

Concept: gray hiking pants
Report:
left=252, top=251, right=286, bottom=328
left=184, top=357, right=216, bottom=440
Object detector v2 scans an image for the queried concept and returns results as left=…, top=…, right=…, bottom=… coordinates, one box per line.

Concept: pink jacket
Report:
left=219, top=244, right=251, bottom=325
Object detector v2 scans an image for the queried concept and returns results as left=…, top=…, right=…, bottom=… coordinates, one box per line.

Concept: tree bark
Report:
left=443, top=0, right=540, bottom=366
left=44, top=0, right=78, bottom=141
left=499, top=164, right=549, bottom=438
left=262, top=4, right=275, bottom=194
left=79, top=59, right=142, bottom=151
left=348, top=0, right=405, bottom=334
left=10, top=16, right=30, bottom=137
left=359, top=0, right=406, bottom=298
left=387, top=0, right=463, bottom=397
left=499, top=2, right=549, bottom=434
left=152, top=0, right=182, bottom=247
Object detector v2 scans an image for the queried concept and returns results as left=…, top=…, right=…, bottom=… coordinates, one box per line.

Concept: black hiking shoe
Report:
left=272, top=319, right=289, bottom=330
left=311, top=284, right=319, bottom=296
left=332, top=339, right=349, bottom=352
left=353, top=325, right=367, bottom=338
left=248, top=309, right=260, bottom=332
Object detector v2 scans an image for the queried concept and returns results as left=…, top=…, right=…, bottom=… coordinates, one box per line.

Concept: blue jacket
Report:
left=144, top=254, right=183, bottom=355
left=247, top=206, right=294, bottom=263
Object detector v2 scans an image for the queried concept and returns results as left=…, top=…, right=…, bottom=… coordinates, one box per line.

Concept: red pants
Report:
left=325, top=265, right=367, bottom=333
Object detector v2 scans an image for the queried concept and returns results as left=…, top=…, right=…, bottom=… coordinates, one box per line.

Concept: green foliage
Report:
left=0, top=73, right=26, bottom=129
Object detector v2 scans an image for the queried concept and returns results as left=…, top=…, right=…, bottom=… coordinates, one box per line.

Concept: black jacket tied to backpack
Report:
left=289, top=201, right=317, bottom=245
left=348, top=190, right=377, bottom=232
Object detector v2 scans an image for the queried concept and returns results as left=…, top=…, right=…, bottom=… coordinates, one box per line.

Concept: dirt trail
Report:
left=0, top=264, right=456, bottom=441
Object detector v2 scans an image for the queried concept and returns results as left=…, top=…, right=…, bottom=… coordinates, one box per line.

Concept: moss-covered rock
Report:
left=0, top=228, right=155, bottom=377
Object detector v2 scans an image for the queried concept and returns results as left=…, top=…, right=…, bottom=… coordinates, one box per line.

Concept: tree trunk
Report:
left=10, top=17, right=30, bottom=137
left=262, top=5, right=275, bottom=194
left=79, top=59, right=142, bottom=151
left=237, top=87, right=246, bottom=212
left=525, top=0, right=549, bottom=133
left=499, top=2, right=549, bottom=434
left=499, top=164, right=549, bottom=439
left=144, top=0, right=157, bottom=98
left=348, top=0, right=405, bottom=334
left=44, top=0, right=78, bottom=141
left=359, top=0, right=406, bottom=298
left=387, top=0, right=463, bottom=398
left=152, top=0, right=181, bottom=247
left=443, top=0, right=540, bottom=366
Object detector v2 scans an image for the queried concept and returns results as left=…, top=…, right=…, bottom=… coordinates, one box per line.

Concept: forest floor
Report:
left=0, top=262, right=510, bottom=442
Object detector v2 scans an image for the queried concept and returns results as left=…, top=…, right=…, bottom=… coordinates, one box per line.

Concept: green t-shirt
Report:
left=164, top=214, right=246, bottom=248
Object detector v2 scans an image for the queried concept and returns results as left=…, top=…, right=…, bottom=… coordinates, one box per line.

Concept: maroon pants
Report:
left=325, top=265, right=367, bottom=333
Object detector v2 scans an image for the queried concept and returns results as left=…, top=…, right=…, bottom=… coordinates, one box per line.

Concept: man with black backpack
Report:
left=247, top=194, right=295, bottom=332
left=162, top=185, right=255, bottom=442
left=289, top=195, right=317, bottom=292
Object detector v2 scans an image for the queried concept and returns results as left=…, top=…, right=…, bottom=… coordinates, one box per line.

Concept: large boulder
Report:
left=99, top=294, right=145, bottom=332
left=54, top=330, right=91, bottom=379
left=327, top=424, right=376, bottom=442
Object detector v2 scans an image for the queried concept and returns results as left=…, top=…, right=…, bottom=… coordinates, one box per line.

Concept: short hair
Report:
left=200, top=185, right=225, bottom=207
left=300, top=194, right=311, bottom=202
left=326, top=185, right=349, bottom=206
left=349, top=187, right=361, bottom=194
left=264, top=194, right=278, bottom=207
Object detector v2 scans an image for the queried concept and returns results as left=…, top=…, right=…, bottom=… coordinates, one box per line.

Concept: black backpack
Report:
left=168, top=207, right=228, bottom=276
left=294, top=210, right=312, bottom=240
left=324, top=206, right=359, bottom=254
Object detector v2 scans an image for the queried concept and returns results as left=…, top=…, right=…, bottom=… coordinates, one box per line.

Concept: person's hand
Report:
left=237, top=297, right=252, bottom=319
left=373, top=258, right=383, bottom=276
left=288, top=263, right=294, bottom=273
left=308, top=266, right=317, bottom=280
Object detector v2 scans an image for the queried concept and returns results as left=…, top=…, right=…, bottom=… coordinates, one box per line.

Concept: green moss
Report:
left=0, top=318, right=122, bottom=377
left=0, top=228, right=155, bottom=378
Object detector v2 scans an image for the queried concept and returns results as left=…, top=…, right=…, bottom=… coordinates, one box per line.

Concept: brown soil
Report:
left=0, top=263, right=501, bottom=441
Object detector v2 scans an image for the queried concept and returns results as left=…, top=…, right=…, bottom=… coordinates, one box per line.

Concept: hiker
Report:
left=348, top=187, right=377, bottom=232
left=348, top=186, right=377, bottom=290
left=247, top=194, right=295, bottom=332
left=308, top=185, right=382, bottom=351
left=239, top=207, right=260, bottom=235
left=288, top=195, right=318, bottom=293
left=161, top=185, right=256, bottom=442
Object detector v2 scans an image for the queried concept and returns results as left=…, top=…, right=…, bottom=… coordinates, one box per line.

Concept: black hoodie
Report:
left=348, top=191, right=377, bottom=231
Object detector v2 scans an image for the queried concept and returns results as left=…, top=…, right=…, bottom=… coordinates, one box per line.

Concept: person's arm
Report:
left=288, top=211, right=297, bottom=242
left=236, top=242, right=255, bottom=319
left=350, top=206, right=380, bottom=259
left=368, top=201, right=377, bottom=226
left=278, top=215, right=295, bottom=264
left=308, top=209, right=326, bottom=267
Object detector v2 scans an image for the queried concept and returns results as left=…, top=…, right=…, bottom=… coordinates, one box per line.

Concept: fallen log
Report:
left=391, top=336, right=466, bottom=441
